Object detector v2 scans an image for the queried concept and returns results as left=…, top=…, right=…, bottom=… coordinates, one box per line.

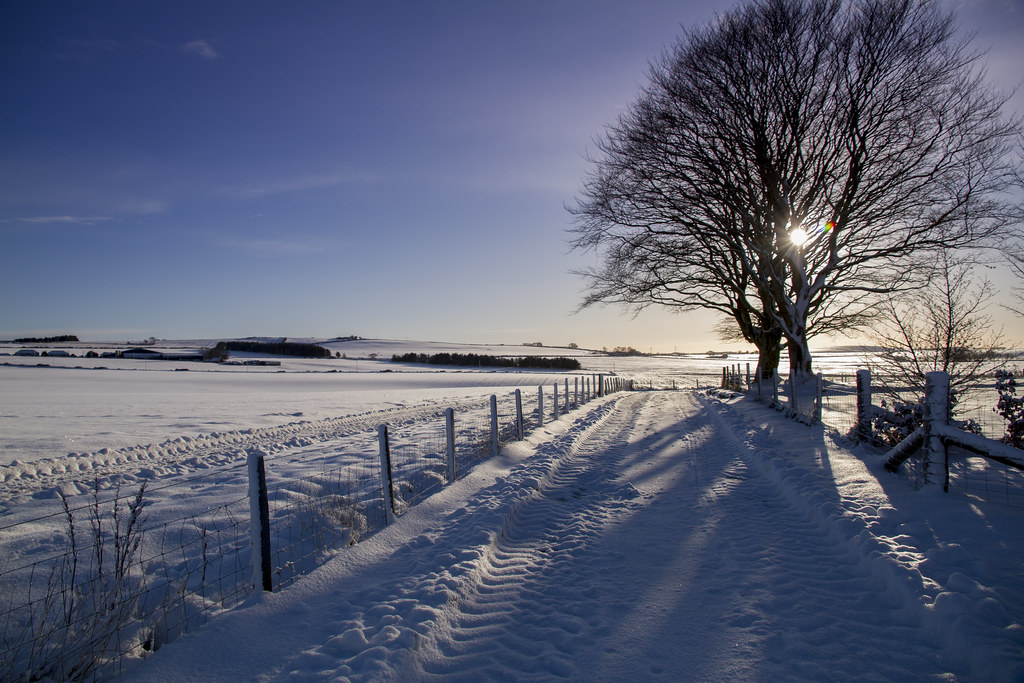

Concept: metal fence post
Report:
left=378, top=425, right=397, bottom=525
left=247, top=450, right=273, bottom=592
left=445, top=407, right=456, bottom=483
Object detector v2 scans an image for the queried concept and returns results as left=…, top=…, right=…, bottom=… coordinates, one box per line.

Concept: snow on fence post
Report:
left=574, top=377, right=579, bottom=408
left=814, top=372, right=823, bottom=424
left=377, top=425, right=397, bottom=525
left=856, top=370, right=872, bottom=441
left=490, top=395, right=499, bottom=458
left=553, top=382, right=560, bottom=419
left=538, top=386, right=544, bottom=428
left=515, top=389, right=524, bottom=440
left=247, top=450, right=273, bottom=592
left=924, top=371, right=951, bottom=486
left=445, top=407, right=456, bottom=483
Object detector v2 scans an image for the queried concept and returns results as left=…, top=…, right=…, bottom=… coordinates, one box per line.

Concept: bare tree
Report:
left=571, top=0, right=1021, bottom=381
left=871, top=250, right=1006, bottom=413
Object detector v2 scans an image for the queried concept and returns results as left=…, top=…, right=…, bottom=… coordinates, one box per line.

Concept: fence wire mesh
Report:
left=0, top=486, right=253, bottom=682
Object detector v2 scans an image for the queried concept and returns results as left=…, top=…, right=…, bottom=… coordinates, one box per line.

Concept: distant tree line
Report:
left=14, top=335, right=79, bottom=343
left=392, top=352, right=581, bottom=370
left=212, top=340, right=332, bottom=358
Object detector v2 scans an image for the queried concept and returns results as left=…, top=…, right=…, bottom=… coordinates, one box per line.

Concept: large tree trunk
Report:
left=786, top=334, right=814, bottom=382
left=754, top=330, right=782, bottom=380
left=730, top=299, right=783, bottom=380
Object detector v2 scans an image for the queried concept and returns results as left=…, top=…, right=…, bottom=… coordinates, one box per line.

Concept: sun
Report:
left=790, top=228, right=810, bottom=247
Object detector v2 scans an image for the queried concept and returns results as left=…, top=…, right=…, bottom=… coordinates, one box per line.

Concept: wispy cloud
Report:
left=6, top=215, right=112, bottom=225
left=239, top=171, right=378, bottom=198
left=219, top=236, right=338, bottom=255
left=182, top=40, right=219, bottom=60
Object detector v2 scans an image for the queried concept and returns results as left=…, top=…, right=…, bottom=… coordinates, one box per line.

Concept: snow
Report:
left=1, top=341, right=1020, bottom=680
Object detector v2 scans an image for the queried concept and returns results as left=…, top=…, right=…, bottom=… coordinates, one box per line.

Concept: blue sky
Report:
left=2, top=1, right=1022, bottom=352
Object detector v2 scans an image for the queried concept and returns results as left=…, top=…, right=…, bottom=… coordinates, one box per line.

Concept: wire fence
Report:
left=0, top=374, right=627, bottom=681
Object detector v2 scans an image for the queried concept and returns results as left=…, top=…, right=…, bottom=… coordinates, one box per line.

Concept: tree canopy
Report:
left=571, top=0, right=1021, bottom=379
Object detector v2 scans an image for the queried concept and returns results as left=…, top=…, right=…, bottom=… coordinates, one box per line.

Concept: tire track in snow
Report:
left=415, top=392, right=649, bottom=680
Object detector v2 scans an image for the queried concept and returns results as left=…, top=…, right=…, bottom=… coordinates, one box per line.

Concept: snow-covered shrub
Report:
left=870, top=392, right=982, bottom=448
left=995, top=369, right=1024, bottom=449
left=871, top=399, right=926, bottom=447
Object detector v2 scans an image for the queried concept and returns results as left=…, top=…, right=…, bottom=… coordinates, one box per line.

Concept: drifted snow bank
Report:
left=123, top=391, right=1023, bottom=682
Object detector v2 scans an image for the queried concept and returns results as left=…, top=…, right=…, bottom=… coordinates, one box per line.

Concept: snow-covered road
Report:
left=126, top=391, right=1024, bottom=681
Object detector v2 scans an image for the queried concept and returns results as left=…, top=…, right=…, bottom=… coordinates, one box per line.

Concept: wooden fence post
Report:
left=445, top=407, right=456, bottom=483
left=378, top=425, right=397, bottom=525
left=490, top=395, right=499, bottom=458
left=924, top=371, right=951, bottom=487
left=553, top=382, right=560, bottom=419
left=565, top=378, right=570, bottom=412
left=247, top=450, right=273, bottom=592
left=814, top=372, right=823, bottom=423
left=515, top=389, right=524, bottom=440
left=574, top=377, right=579, bottom=408
left=856, top=370, right=872, bottom=441
left=538, top=385, right=544, bottom=428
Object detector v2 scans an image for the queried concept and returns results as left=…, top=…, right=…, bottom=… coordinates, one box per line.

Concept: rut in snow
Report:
left=0, top=398, right=489, bottom=501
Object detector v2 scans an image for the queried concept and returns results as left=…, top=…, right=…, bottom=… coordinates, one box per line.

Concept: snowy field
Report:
left=1, top=339, right=1020, bottom=680
left=0, top=338, right=870, bottom=468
